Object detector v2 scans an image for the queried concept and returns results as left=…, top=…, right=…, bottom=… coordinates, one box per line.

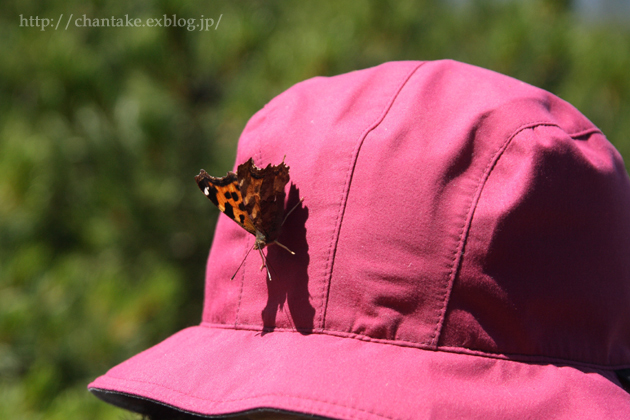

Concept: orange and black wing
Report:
left=195, top=169, right=256, bottom=235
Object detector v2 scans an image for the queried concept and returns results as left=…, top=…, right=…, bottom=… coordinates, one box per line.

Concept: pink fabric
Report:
left=90, top=60, right=630, bottom=419
left=92, top=326, right=629, bottom=419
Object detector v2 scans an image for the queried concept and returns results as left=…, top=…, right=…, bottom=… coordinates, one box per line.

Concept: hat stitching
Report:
left=437, top=345, right=630, bottom=370
left=566, top=127, right=603, bottom=139
left=318, top=62, right=426, bottom=332
left=429, top=120, right=562, bottom=349
left=200, top=321, right=629, bottom=370
left=234, top=235, right=254, bottom=327
left=434, top=122, right=624, bottom=369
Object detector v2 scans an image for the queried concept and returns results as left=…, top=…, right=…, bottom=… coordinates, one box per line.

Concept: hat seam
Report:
left=566, top=126, right=603, bottom=138
left=90, top=381, right=396, bottom=420
left=432, top=120, right=564, bottom=348
left=437, top=345, right=630, bottom=370
left=234, top=235, right=255, bottom=327
left=199, top=322, right=630, bottom=370
left=319, top=61, right=426, bottom=332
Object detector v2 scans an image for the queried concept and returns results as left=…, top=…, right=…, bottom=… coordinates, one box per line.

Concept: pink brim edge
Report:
left=89, top=325, right=629, bottom=420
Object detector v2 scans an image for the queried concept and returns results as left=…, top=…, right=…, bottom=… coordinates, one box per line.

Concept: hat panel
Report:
left=326, top=61, right=559, bottom=345
left=443, top=124, right=630, bottom=366
left=202, top=62, right=424, bottom=330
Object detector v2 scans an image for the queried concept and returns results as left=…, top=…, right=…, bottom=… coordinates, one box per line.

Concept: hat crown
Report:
left=203, top=60, right=630, bottom=368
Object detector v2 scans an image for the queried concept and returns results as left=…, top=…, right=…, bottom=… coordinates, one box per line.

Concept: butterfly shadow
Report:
left=261, top=183, right=314, bottom=334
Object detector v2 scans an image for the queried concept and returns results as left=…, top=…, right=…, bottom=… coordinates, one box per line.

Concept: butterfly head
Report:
left=254, top=230, right=268, bottom=250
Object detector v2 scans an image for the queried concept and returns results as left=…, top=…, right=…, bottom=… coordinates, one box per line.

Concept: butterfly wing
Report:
left=195, top=169, right=256, bottom=235
left=237, top=158, right=290, bottom=244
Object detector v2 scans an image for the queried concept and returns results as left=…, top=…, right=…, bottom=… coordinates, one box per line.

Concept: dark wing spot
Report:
left=223, top=202, right=235, bottom=220
left=230, top=191, right=240, bottom=201
left=207, top=185, right=219, bottom=206
left=239, top=214, right=245, bottom=224
left=224, top=191, right=232, bottom=200
left=238, top=202, right=245, bottom=211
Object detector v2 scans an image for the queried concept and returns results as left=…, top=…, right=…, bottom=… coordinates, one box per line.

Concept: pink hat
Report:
left=89, top=60, right=630, bottom=419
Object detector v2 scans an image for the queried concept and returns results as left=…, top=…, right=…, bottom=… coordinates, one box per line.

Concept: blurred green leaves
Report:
left=0, top=0, right=629, bottom=419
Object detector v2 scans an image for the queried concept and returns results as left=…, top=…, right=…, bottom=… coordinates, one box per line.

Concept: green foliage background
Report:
left=1, top=0, right=629, bottom=418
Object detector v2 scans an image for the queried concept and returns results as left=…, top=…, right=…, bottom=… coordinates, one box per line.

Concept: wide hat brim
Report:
left=89, top=325, right=628, bottom=420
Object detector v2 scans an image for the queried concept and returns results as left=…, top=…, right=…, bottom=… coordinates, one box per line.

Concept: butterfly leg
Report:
left=272, top=240, right=295, bottom=255
left=257, top=248, right=273, bottom=281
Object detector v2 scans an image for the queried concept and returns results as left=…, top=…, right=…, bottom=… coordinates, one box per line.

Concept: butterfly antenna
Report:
left=282, top=197, right=305, bottom=226
left=257, top=248, right=273, bottom=281
left=230, top=246, right=255, bottom=281
left=273, top=197, right=304, bottom=256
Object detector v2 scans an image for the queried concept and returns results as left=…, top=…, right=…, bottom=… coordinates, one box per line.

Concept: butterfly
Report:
left=195, top=157, right=302, bottom=281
